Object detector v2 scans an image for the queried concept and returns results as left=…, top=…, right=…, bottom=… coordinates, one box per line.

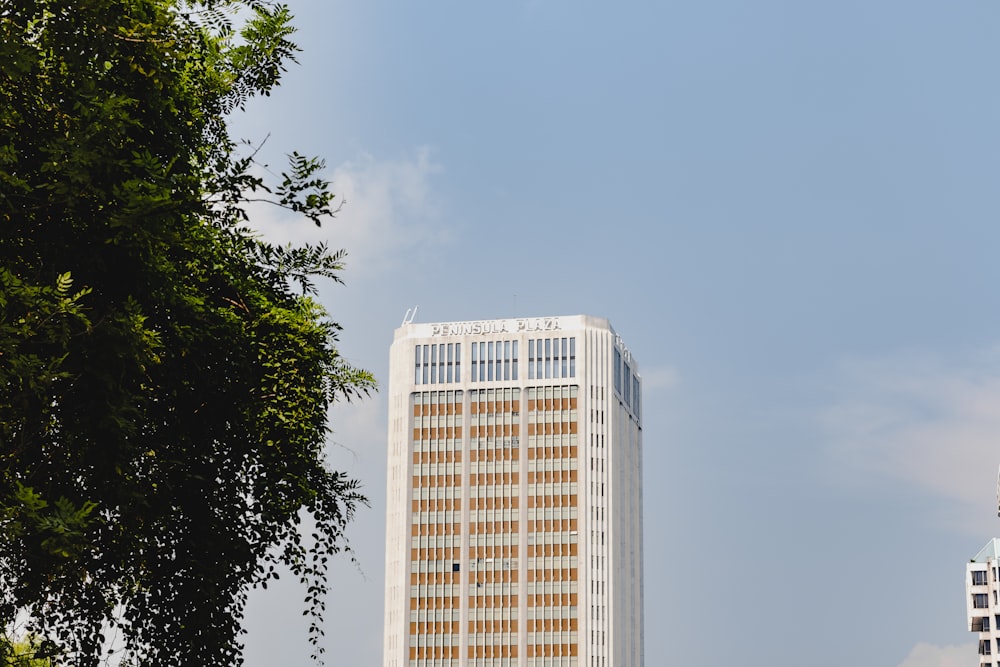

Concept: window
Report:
left=415, top=343, right=461, bottom=385
left=613, top=347, right=621, bottom=393
left=471, top=340, right=518, bottom=383
left=975, top=593, right=990, bottom=609
left=975, top=570, right=989, bottom=586
left=622, top=362, right=630, bottom=405
left=982, top=639, right=993, bottom=655
left=528, top=337, right=576, bottom=379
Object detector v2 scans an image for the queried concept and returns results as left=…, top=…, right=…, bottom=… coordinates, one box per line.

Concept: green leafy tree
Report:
left=0, top=1, right=374, bottom=665
left=0, top=634, right=57, bottom=667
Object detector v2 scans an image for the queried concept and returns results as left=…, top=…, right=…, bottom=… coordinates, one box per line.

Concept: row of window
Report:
left=464, top=414, right=577, bottom=428
left=412, top=612, right=589, bottom=632
left=472, top=581, right=577, bottom=595
left=471, top=387, right=522, bottom=404
left=413, top=486, right=462, bottom=500
left=459, top=660, right=578, bottom=667
left=529, top=458, right=578, bottom=472
left=412, top=458, right=578, bottom=482
left=471, top=661, right=577, bottom=667
left=413, top=440, right=464, bottom=453
left=411, top=559, right=467, bottom=573
left=410, top=609, right=461, bottom=622
left=472, top=341, right=519, bottom=382
left=526, top=507, right=579, bottom=520
left=410, top=634, right=461, bottom=647
left=612, top=347, right=641, bottom=419
left=469, top=484, right=520, bottom=498
left=409, top=556, right=579, bottom=574
left=974, top=592, right=997, bottom=609
left=468, top=510, right=520, bottom=522
left=470, top=437, right=521, bottom=449
left=413, top=415, right=464, bottom=427
left=524, top=582, right=579, bottom=594
left=414, top=390, right=465, bottom=405
left=528, top=338, right=577, bottom=380
left=416, top=344, right=463, bottom=385
left=525, top=632, right=579, bottom=643
left=467, top=534, right=520, bottom=546
left=525, top=532, right=579, bottom=545
left=412, top=585, right=464, bottom=598
left=413, top=340, right=580, bottom=386
left=412, top=481, right=579, bottom=500
left=413, top=464, right=471, bottom=477
left=411, top=387, right=578, bottom=414
left=411, top=536, right=463, bottom=548
left=972, top=615, right=996, bottom=632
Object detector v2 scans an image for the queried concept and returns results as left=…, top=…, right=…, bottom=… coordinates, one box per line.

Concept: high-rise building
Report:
left=967, top=539, right=1000, bottom=665
left=383, top=315, right=643, bottom=667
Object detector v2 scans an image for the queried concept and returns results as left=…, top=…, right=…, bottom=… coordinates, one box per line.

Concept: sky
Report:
left=231, top=2, right=1000, bottom=666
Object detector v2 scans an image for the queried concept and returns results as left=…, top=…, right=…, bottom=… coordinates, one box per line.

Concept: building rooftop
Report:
left=972, top=538, right=1000, bottom=563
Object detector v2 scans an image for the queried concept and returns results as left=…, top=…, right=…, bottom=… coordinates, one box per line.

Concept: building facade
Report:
left=968, top=539, right=1000, bottom=666
left=383, top=315, right=643, bottom=667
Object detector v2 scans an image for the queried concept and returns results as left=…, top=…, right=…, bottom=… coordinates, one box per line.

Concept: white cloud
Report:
left=823, top=347, right=1000, bottom=533
left=893, top=642, right=976, bottom=667
left=243, top=147, right=451, bottom=280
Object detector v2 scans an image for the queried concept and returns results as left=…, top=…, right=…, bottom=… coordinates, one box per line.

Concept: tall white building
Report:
left=968, top=539, right=1000, bottom=666
left=383, top=315, right=643, bottom=667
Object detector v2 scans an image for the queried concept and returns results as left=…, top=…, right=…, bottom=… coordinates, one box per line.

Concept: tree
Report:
left=0, top=1, right=374, bottom=665
left=0, top=634, right=57, bottom=667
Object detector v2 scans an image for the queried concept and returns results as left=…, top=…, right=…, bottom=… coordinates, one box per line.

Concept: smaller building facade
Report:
left=967, top=539, right=1000, bottom=666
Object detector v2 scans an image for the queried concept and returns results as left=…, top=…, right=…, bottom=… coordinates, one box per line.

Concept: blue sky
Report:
left=233, top=2, right=1000, bottom=665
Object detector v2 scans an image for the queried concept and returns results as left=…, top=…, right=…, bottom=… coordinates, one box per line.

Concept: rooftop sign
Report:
left=430, top=317, right=562, bottom=337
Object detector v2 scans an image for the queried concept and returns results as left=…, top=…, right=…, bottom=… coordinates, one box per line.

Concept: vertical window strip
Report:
left=561, top=337, right=568, bottom=378
left=549, top=338, right=562, bottom=378
left=632, top=374, right=640, bottom=419
left=512, top=341, right=519, bottom=381
left=431, top=344, right=438, bottom=385
left=415, top=346, right=423, bottom=384
left=487, top=342, right=494, bottom=382
left=613, top=347, right=621, bottom=395
left=495, top=341, right=502, bottom=380
left=450, top=343, right=455, bottom=383
left=623, top=363, right=631, bottom=405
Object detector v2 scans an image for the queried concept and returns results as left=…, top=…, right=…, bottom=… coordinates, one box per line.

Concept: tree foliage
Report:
left=0, top=633, right=57, bottom=667
left=0, top=1, right=374, bottom=665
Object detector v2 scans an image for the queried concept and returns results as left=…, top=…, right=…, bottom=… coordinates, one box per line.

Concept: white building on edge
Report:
left=967, top=539, right=1000, bottom=666
left=383, top=315, right=644, bottom=667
